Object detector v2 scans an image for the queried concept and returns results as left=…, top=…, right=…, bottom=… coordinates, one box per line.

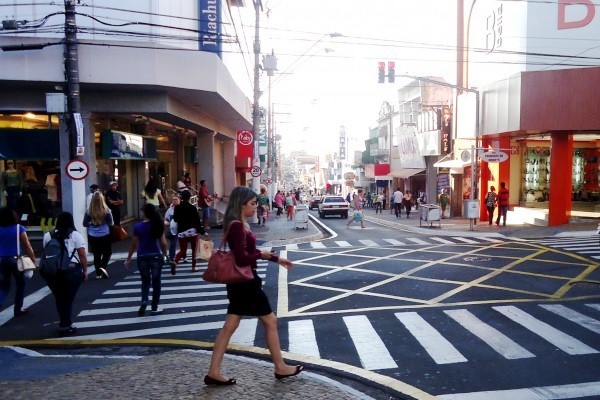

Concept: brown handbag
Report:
left=110, top=225, right=128, bottom=242
left=202, top=221, right=253, bottom=284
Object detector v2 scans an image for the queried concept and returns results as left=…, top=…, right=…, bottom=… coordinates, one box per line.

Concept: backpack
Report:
left=39, top=232, right=76, bottom=279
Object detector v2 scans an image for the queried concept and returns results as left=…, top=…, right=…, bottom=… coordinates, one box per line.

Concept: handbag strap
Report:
left=16, top=224, right=20, bottom=256
left=219, top=220, right=245, bottom=251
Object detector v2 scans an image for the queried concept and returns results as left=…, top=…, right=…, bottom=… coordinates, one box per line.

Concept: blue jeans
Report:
left=46, top=266, right=83, bottom=329
left=137, top=255, right=163, bottom=310
left=0, top=256, right=25, bottom=314
left=166, top=232, right=177, bottom=261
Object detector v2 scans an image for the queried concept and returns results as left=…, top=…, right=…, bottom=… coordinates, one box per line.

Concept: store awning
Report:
left=387, top=168, right=425, bottom=178
left=433, top=159, right=470, bottom=169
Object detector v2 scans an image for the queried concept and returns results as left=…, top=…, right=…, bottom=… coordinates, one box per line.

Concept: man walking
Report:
left=393, top=188, right=404, bottom=218
left=346, top=189, right=366, bottom=229
left=496, top=182, right=509, bottom=226
left=199, top=180, right=213, bottom=229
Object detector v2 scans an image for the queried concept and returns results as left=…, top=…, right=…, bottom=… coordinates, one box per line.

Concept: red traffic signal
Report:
left=378, top=62, right=385, bottom=83
left=387, top=61, right=395, bottom=83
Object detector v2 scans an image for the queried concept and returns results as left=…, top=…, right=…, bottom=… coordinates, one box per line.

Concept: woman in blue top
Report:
left=83, top=191, right=114, bottom=279
left=124, top=204, right=167, bottom=316
left=0, top=207, right=36, bottom=317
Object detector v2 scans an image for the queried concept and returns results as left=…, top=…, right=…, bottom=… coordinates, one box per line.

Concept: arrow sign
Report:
left=480, top=151, right=509, bottom=163
left=65, top=159, right=89, bottom=180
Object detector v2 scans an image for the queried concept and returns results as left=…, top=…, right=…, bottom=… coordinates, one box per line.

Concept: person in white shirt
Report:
left=393, top=188, right=404, bottom=218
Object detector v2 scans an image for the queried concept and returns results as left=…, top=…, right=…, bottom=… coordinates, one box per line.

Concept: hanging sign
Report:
left=480, top=151, right=509, bottom=163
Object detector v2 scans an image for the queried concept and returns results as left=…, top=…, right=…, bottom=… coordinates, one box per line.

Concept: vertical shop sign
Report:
left=339, top=126, right=346, bottom=160
left=236, top=130, right=254, bottom=158
left=198, top=0, right=222, bottom=58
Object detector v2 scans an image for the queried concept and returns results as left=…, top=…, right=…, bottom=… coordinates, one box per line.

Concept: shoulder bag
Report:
left=202, top=221, right=253, bottom=284
left=16, top=225, right=36, bottom=272
left=110, top=225, right=128, bottom=242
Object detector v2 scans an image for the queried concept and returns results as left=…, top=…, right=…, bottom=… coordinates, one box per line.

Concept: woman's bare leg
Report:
left=207, top=314, right=242, bottom=380
left=258, top=313, right=298, bottom=375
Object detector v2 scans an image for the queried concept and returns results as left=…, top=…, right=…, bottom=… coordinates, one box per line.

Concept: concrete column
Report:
left=197, top=131, right=216, bottom=195
left=548, top=132, right=573, bottom=226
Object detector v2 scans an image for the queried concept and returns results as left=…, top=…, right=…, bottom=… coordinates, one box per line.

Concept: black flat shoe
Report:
left=204, top=375, right=236, bottom=386
left=170, top=262, right=177, bottom=276
left=274, top=365, right=304, bottom=380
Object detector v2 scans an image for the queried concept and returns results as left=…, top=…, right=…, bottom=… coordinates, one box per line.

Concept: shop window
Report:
left=522, top=147, right=550, bottom=202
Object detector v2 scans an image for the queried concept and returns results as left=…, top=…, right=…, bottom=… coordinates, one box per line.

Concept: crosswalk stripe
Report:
left=286, top=243, right=299, bottom=250
left=454, top=237, right=478, bottom=244
left=104, top=283, right=225, bottom=294
left=343, top=315, right=398, bottom=370
left=92, top=290, right=227, bottom=304
left=430, top=237, right=453, bottom=244
left=288, top=320, right=321, bottom=358
left=75, top=309, right=227, bottom=328
left=540, top=304, right=600, bottom=334
left=310, top=242, right=326, bottom=249
left=358, top=239, right=378, bottom=247
left=479, top=237, right=503, bottom=243
left=395, top=312, right=467, bottom=364
left=78, top=299, right=230, bottom=317
left=383, top=239, right=404, bottom=245
left=406, top=237, right=429, bottom=245
left=437, top=381, right=600, bottom=400
left=231, top=318, right=258, bottom=346
left=334, top=240, right=352, bottom=247
left=586, top=303, right=600, bottom=312
left=444, top=309, right=535, bottom=359
left=62, top=321, right=225, bottom=340
left=493, top=306, right=598, bottom=355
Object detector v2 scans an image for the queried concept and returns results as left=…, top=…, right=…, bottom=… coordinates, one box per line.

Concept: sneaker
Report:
left=151, top=308, right=164, bottom=315
left=59, top=326, right=78, bottom=337
left=138, top=303, right=147, bottom=317
left=98, top=267, right=109, bottom=279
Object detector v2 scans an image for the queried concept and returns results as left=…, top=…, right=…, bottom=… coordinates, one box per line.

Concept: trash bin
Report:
left=294, top=204, right=309, bottom=229
left=420, top=204, right=441, bottom=228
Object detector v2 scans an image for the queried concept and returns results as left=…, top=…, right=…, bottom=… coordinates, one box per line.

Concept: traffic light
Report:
left=387, top=61, right=395, bottom=83
left=378, top=62, right=385, bottom=83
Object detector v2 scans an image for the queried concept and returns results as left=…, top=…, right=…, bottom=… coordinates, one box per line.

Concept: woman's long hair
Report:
left=54, top=212, right=76, bottom=240
left=88, top=191, right=109, bottom=225
left=0, top=207, right=17, bottom=227
left=144, top=180, right=158, bottom=199
left=142, top=203, right=164, bottom=239
left=223, top=186, right=257, bottom=229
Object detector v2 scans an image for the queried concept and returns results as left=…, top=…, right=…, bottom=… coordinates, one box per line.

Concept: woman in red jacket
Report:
left=204, top=186, right=303, bottom=385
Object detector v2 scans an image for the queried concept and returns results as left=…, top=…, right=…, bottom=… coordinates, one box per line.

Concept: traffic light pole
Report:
left=250, top=0, right=262, bottom=223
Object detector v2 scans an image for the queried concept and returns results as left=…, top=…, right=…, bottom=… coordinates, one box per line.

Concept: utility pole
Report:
left=62, top=0, right=87, bottom=234
left=250, top=0, right=262, bottom=223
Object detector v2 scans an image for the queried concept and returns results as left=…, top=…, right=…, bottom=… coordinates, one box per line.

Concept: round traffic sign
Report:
left=266, top=178, right=273, bottom=184
left=250, top=166, right=262, bottom=177
left=65, top=159, right=89, bottom=180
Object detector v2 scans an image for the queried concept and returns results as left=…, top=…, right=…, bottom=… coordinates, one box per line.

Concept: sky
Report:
left=226, top=0, right=457, bottom=156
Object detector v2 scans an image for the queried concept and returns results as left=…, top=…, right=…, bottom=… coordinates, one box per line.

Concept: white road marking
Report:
left=343, top=315, right=398, bottom=370
left=540, top=304, right=600, bottom=334
left=406, top=237, right=429, bottom=245
left=0, top=287, right=51, bottom=326
left=479, top=237, right=504, bottom=243
left=395, top=312, right=467, bottom=364
left=334, top=240, right=352, bottom=247
left=60, top=321, right=225, bottom=340
left=310, top=242, right=326, bottom=249
left=231, top=318, right=258, bottom=346
left=78, top=299, right=230, bottom=317
left=493, top=306, right=598, bottom=355
left=454, top=237, right=478, bottom=244
left=358, top=239, right=378, bottom=247
left=430, top=237, right=454, bottom=244
left=444, top=309, right=535, bottom=359
left=75, top=309, right=227, bottom=328
left=587, top=303, right=600, bottom=312
left=437, top=381, right=600, bottom=400
left=383, top=239, right=404, bottom=245
left=286, top=243, right=299, bottom=250
left=92, top=291, right=227, bottom=304
left=288, top=319, right=321, bottom=358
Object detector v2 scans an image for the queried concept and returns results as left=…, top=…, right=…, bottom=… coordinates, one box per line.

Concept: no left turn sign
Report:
left=251, top=166, right=262, bottom=177
left=65, top=159, right=89, bottom=180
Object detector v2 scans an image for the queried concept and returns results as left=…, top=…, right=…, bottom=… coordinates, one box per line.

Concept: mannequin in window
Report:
left=2, top=160, right=23, bottom=211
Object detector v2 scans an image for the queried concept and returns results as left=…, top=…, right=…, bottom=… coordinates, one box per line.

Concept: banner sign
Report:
left=198, top=0, right=222, bottom=57
left=236, top=130, right=254, bottom=158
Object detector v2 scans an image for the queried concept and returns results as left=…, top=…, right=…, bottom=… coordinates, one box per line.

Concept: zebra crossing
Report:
left=281, top=235, right=505, bottom=250
left=60, top=262, right=600, bottom=371
left=529, top=236, right=600, bottom=259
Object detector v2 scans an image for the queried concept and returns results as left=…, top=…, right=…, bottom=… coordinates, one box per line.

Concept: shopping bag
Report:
left=17, top=256, right=37, bottom=272
left=196, top=238, right=214, bottom=260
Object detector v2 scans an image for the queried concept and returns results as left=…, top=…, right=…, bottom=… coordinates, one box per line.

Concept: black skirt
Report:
left=226, top=269, right=272, bottom=316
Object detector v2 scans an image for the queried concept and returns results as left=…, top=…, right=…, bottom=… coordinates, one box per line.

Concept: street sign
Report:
left=480, top=151, right=509, bottom=163
left=266, top=178, right=273, bottom=184
left=250, top=166, right=262, bottom=177
left=65, top=159, right=89, bottom=180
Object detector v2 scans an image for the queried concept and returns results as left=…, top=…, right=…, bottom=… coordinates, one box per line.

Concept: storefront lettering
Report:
left=558, top=0, right=596, bottom=30
left=485, top=3, right=503, bottom=53
left=201, top=0, right=218, bottom=46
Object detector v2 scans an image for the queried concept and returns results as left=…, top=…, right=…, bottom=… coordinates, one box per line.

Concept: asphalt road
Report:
left=1, top=216, right=599, bottom=399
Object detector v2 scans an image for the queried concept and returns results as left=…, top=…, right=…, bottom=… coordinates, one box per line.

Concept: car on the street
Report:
left=308, top=195, right=322, bottom=210
left=318, top=195, right=348, bottom=218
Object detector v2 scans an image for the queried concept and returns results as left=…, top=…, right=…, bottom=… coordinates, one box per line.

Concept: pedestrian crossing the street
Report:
left=280, top=235, right=506, bottom=250
left=529, top=235, right=600, bottom=259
